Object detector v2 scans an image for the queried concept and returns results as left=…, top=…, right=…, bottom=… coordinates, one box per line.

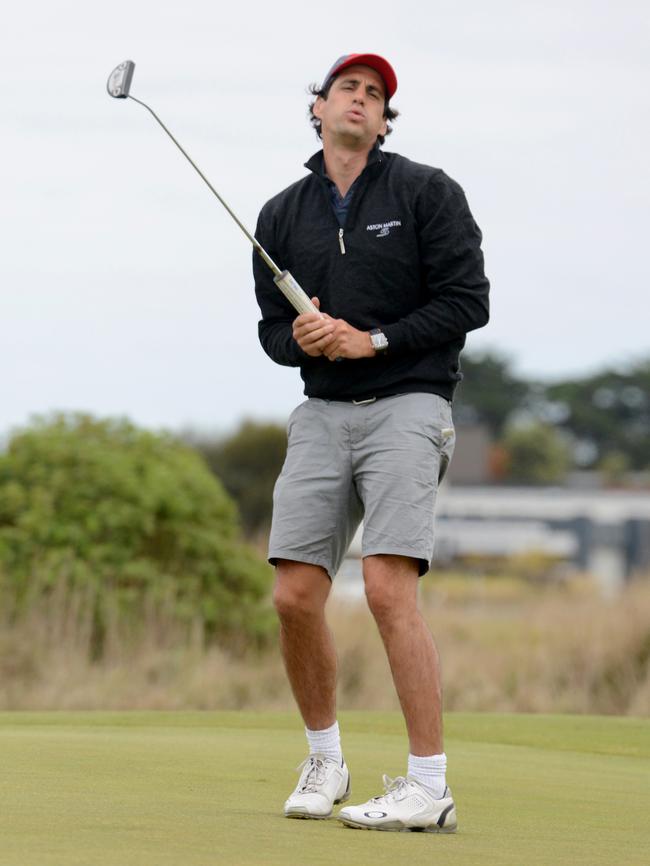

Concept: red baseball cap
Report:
left=321, top=53, right=398, bottom=100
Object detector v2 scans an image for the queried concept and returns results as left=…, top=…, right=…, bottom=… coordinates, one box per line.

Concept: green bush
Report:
left=189, top=420, right=287, bottom=538
left=502, top=422, right=571, bottom=485
left=0, top=413, right=274, bottom=653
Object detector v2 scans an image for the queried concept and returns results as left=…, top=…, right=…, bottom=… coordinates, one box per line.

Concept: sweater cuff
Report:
left=381, top=323, right=408, bottom=354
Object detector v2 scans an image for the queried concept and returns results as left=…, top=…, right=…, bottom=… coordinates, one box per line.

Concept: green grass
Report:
left=0, top=711, right=648, bottom=866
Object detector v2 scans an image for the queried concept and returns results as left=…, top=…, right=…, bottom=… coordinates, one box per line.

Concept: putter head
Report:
left=107, top=61, right=135, bottom=98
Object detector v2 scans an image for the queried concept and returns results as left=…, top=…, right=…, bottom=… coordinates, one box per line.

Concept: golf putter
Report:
left=106, top=61, right=319, bottom=318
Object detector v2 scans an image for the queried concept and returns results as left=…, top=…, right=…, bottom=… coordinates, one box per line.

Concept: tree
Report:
left=545, top=359, right=650, bottom=470
left=454, top=350, right=528, bottom=435
left=502, top=422, right=571, bottom=485
left=458, top=351, right=650, bottom=473
left=190, top=421, right=287, bottom=538
left=0, top=413, right=274, bottom=653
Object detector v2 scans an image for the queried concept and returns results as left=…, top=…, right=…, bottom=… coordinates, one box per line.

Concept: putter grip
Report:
left=273, top=271, right=320, bottom=316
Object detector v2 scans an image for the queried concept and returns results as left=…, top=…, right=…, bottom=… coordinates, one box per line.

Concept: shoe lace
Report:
left=369, top=775, right=410, bottom=805
left=295, top=755, right=329, bottom=794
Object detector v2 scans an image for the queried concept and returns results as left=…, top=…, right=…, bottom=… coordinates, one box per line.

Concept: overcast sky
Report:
left=2, top=0, right=648, bottom=437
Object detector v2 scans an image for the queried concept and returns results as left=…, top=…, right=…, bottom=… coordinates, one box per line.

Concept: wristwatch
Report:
left=369, top=328, right=389, bottom=354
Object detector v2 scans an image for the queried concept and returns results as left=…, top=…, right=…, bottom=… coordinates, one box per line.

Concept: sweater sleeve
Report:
left=381, top=172, right=490, bottom=353
left=253, top=207, right=314, bottom=367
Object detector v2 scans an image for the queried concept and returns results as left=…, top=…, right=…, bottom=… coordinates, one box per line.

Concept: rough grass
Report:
left=1, top=573, right=649, bottom=715
left=0, top=711, right=648, bottom=866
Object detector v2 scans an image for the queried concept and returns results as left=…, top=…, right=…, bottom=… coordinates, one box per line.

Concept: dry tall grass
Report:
left=1, top=573, right=649, bottom=715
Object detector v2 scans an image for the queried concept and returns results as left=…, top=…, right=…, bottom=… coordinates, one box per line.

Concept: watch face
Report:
left=371, top=331, right=388, bottom=351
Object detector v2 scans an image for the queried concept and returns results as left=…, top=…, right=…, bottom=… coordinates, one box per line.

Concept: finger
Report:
left=326, top=320, right=347, bottom=339
left=294, top=325, right=335, bottom=346
left=325, top=333, right=343, bottom=353
left=295, top=327, right=335, bottom=349
left=295, top=316, right=334, bottom=335
left=305, top=333, right=335, bottom=353
left=294, top=312, right=323, bottom=331
left=308, top=321, right=335, bottom=338
left=324, top=341, right=344, bottom=360
left=295, top=333, right=336, bottom=359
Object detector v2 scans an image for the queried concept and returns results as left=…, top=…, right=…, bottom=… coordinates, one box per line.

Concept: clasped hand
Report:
left=292, top=298, right=374, bottom=361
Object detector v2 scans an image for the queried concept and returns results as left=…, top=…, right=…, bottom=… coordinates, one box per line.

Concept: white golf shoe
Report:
left=284, top=753, right=351, bottom=819
left=338, top=774, right=457, bottom=833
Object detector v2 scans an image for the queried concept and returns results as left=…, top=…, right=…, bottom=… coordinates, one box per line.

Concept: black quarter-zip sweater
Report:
left=253, top=145, right=490, bottom=403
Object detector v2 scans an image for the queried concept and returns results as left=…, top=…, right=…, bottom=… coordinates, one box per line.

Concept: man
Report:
left=253, top=53, right=489, bottom=833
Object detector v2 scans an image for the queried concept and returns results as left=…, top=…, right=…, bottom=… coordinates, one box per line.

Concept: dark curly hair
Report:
left=307, top=77, right=399, bottom=146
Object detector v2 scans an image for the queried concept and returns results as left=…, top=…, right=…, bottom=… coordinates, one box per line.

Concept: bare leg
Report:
left=363, top=554, right=442, bottom=755
left=273, top=559, right=337, bottom=730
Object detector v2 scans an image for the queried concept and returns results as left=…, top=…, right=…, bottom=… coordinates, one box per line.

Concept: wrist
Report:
left=369, top=328, right=389, bottom=356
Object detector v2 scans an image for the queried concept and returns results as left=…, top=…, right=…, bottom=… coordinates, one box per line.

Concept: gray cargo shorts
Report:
left=268, top=392, right=455, bottom=578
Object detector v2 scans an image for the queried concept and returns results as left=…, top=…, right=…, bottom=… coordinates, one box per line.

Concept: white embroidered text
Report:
left=367, top=219, right=402, bottom=238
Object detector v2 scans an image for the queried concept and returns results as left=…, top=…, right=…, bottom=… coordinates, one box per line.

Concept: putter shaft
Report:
left=127, top=95, right=281, bottom=277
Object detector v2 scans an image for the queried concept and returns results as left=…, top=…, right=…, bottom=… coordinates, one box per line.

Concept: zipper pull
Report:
left=338, top=228, right=346, bottom=255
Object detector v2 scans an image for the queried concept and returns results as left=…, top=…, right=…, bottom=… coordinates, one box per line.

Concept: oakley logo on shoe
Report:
left=367, top=219, right=402, bottom=238
left=364, top=811, right=388, bottom=818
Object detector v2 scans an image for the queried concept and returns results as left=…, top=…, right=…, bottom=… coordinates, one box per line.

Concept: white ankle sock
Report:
left=305, top=720, right=343, bottom=763
left=408, top=752, right=447, bottom=798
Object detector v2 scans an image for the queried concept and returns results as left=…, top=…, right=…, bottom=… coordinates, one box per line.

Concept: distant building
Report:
left=343, top=480, right=650, bottom=598
left=446, top=423, right=492, bottom=485
left=434, top=486, right=650, bottom=594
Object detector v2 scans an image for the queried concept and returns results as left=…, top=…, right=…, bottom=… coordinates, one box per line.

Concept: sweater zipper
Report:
left=338, top=228, right=346, bottom=255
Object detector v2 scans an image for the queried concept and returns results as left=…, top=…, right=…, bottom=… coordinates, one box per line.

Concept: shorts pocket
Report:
left=286, top=400, right=308, bottom=437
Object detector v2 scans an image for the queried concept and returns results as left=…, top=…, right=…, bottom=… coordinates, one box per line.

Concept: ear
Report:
left=312, top=95, right=324, bottom=120
left=379, top=117, right=388, bottom=138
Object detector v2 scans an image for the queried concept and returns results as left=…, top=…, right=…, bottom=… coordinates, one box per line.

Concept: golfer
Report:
left=253, top=53, right=489, bottom=832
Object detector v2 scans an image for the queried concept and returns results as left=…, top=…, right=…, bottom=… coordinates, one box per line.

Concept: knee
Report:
left=272, top=561, right=330, bottom=622
left=364, top=580, right=395, bottom=623
left=363, top=556, right=419, bottom=624
left=273, top=582, right=312, bottom=621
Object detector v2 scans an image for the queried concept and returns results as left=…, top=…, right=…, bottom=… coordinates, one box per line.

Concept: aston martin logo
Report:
left=366, top=219, right=402, bottom=238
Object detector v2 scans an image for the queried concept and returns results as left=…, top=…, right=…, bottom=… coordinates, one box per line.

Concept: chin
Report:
left=336, top=124, right=365, bottom=140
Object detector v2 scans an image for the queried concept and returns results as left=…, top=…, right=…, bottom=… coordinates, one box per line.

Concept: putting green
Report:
left=0, top=711, right=648, bottom=866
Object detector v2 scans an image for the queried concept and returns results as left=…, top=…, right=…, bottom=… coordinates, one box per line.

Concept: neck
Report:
left=321, top=138, right=375, bottom=197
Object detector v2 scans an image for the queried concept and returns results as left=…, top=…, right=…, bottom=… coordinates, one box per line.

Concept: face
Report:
left=313, top=64, right=389, bottom=148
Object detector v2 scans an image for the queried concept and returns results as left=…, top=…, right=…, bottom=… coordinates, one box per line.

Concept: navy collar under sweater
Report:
left=324, top=175, right=359, bottom=228
left=304, top=143, right=384, bottom=229
left=305, top=142, right=383, bottom=228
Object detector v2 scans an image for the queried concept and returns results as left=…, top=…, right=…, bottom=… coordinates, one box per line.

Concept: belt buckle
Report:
left=352, top=397, right=377, bottom=405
